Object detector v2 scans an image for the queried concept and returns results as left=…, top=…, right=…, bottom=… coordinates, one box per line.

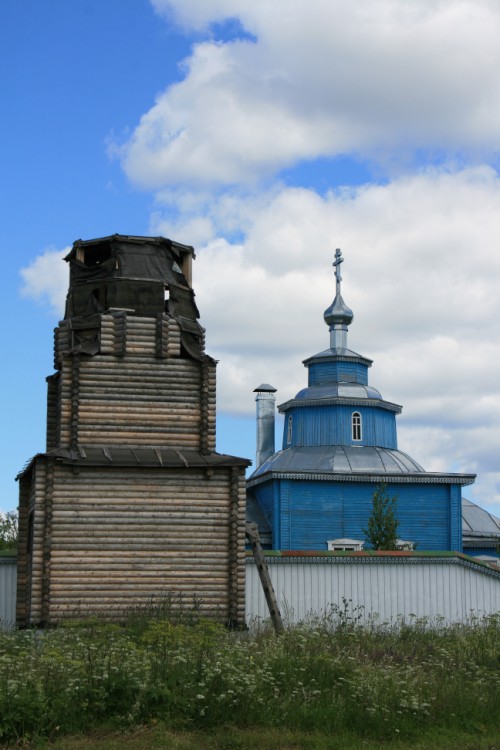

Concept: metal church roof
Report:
left=294, top=383, right=383, bottom=400
left=249, top=445, right=424, bottom=478
left=462, top=498, right=500, bottom=542
left=248, top=445, right=477, bottom=487
left=303, top=347, right=373, bottom=368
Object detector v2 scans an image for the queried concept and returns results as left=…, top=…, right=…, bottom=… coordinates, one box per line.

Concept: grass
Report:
left=5, top=725, right=500, bottom=749
left=0, top=605, right=498, bottom=748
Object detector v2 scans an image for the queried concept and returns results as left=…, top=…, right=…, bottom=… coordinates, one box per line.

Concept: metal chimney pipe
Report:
left=254, top=384, right=277, bottom=469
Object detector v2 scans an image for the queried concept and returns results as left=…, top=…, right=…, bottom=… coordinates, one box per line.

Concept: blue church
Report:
left=247, top=250, right=477, bottom=553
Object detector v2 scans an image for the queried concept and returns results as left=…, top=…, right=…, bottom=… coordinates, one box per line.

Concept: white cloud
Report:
left=182, top=166, right=500, bottom=510
left=118, top=0, right=500, bottom=188
left=20, top=247, right=69, bottom=316
left=19, top=173, right=500, bottom=511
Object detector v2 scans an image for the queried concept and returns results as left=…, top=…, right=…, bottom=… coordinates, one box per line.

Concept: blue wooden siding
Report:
left=308, top=361, right=368, bottom=386
left=273, top=481, right=281, bottom=549
left=285, top=406, right=397, bottom=449
left=253, top=482, right=275, bottom=530
left=449, top=484, right=462, bottom=551
left=466, top=547, right=499, bottom=559
left=280, top=481, right=291, bottom=549
left=273, top=481, right=456, bottom=551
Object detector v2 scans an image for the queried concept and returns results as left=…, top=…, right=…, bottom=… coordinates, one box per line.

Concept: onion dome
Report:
left=323, top=294, right=353, bottom=328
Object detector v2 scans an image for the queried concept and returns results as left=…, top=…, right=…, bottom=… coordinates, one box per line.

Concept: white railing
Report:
left=246, top=554, right=500, bottom=628
left=0, top=557, right=16, bottom=629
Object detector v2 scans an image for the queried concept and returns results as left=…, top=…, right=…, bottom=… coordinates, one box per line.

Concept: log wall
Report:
left=67, top=356, right=206, bottom=448
left=16, top=462, right=48, bottom=626
left=54, top=313, right=183, bottom=364
left=28, top=463, right=245, bottom=623
left=52, top=314, right=215, bottom=451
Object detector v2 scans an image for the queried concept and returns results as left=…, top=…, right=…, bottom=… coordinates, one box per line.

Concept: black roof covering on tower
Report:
left=65, top=234, right=194, bottom=285
left=64, top=234, right=205, bottom=360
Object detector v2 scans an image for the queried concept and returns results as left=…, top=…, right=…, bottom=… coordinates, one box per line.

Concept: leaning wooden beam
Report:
left=245, top=522, right=284, bottom=634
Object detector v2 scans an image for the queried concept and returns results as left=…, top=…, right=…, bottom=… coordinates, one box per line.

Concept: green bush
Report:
left=0, top=511, right=18, bottom=551
left=363, top=483, right=399, bottom=550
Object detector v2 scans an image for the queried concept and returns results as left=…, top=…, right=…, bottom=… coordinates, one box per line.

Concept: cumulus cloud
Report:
left=20, top=247, right=69, bottom=315
left=19, top=169, right=500, bottom=510
left=188, top=167, right=499, bottom=509
left=117, top=0, right=500, bottom=188
left=20, top=1, right=500, bottom=514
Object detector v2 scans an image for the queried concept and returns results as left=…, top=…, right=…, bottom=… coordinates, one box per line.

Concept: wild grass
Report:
left=0, top=605, right=498, bottom=747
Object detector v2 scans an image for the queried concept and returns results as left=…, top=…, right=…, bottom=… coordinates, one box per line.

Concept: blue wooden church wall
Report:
left=287, top=406, right=397, bottom=450
left=255, top=479, right=463, bottom=551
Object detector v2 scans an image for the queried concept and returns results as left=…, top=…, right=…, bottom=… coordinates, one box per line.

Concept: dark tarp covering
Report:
left=67, top=314, right=101, bottom=356
left=70, top=336, right=100, bottom=356
left=63, top=235, right=204, bottom=359
left=168, top=285, right=201, bottom=325
left=69, top=314, right=102, bottom=330
left=65, top=256, right=116, bottom=283
left=64, top=279, right=166, bottom=319
left=65, top=235, right=191, bottom=287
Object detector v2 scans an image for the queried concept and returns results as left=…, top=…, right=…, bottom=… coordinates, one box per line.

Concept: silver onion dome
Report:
left=323, top=293, right=353, bottom=328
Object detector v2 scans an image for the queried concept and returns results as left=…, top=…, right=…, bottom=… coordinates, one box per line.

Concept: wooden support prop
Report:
left=245, top=522, right=284, bottom=634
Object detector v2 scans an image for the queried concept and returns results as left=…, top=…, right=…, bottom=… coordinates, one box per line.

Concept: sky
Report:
left=2, top=0, right=500, bottom=518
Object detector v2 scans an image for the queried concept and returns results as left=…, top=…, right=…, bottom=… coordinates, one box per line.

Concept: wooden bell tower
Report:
left=16, top=235, right=250, bottom=626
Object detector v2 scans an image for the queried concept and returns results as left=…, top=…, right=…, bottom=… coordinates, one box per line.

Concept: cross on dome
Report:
left=323, top=248, right=353, bottom=350
left=333, top=248, right=344, bottom=293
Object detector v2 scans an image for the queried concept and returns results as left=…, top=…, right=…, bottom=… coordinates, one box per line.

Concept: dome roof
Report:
left=250, top=445, right=424, bottom=479
left=462, top=498, right=500, bottom=541
left=295, top=384, right=382, bottom=401
left=324, top=293, right=353, bottom=328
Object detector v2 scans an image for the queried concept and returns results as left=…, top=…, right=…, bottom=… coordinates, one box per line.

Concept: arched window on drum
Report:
left=352, top=411, right=362, bottom=442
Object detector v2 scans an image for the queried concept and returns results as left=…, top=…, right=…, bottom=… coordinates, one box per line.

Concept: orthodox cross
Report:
left=332, top=248, right=343, bottom=294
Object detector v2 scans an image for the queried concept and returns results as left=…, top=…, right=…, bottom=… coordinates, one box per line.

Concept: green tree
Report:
left=0, top=510, right=18, bottom=551
left=363, top=484, right=399, bottom=550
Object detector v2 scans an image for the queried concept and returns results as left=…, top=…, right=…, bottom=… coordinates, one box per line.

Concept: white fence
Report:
left=0, top=557, right=16, bottom=629
left=246, top=554, right=500, bottom=627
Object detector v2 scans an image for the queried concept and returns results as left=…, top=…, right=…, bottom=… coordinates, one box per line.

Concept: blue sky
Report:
left=2, top=0, right=500, bottom=517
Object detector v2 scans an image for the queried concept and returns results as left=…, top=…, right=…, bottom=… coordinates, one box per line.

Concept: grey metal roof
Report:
left=254, top=383, right=277, bottom=393
left=303, top=347, right=373, bottom=368
left=294, top=384, right=382, bottom=400
left=249, top=445, right=425, bottom=480
left=17, top=447, right=250, bottom=478
left=462, top=498, right=500, bottom=542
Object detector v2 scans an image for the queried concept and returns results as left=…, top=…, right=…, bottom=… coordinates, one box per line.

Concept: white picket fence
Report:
left=0, top=557, right=16, bottom=629
left=246, top=554, right=500, bottom=628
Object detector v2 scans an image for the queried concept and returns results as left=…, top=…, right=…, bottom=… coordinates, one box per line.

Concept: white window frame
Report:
left=327, top=538, right=364, bottom=551
left=396, top=539, right=415, bottom=551
left=286, top=414, right=293, bottom=445
left=352, top=411, right=362, bottom=441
